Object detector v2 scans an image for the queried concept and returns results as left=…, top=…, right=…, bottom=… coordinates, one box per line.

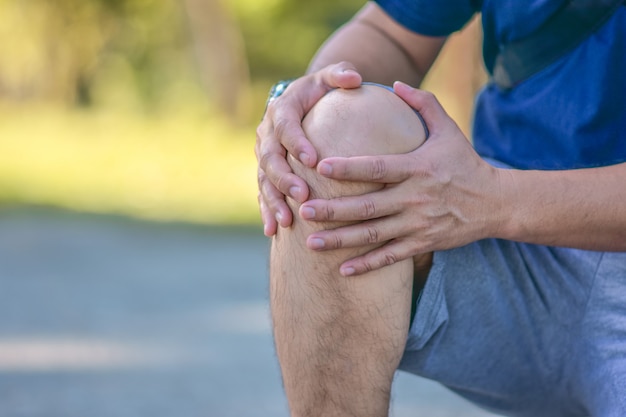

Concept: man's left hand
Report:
left=299, top=82, right=507, bottom=276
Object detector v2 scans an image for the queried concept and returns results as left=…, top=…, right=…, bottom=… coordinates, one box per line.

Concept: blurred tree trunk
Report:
left=0, top=0, right=108, bottom=105
left=181, top=0, right=250, bottom=120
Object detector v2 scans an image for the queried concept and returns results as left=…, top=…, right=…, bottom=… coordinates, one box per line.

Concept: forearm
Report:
left=497, top=162, right=626, bottom=251
left=307, top=2, right=445, bottom=86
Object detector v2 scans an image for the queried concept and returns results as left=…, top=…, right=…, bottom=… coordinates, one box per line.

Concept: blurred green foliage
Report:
left=0, top=0, right=364, bottom=113
left=232, top=0, right=364, bottom=80
left=0, top=0, right=366, bottom=224
left=0, top=0, right=207, bottom=111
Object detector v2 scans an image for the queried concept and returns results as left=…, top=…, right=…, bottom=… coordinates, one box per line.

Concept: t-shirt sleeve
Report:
left=374, top=0, right=479, bottom=36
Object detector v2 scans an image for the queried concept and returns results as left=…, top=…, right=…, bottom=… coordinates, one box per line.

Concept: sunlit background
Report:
left=0, top=1, right=496, bottom=416
left=0, top=0, right=486, bottom=225
left=0, top=0, right=378, bottom=225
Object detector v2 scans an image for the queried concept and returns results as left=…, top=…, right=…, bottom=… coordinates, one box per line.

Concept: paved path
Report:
left=0, top=208, right=498, bottom=417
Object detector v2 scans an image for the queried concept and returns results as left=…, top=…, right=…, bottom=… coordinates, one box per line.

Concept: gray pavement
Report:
left=0, top=207, right=498, bottom=417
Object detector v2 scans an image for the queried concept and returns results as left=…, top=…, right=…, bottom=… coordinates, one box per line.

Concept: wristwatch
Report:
left=266, top=79, right=296, bottom=106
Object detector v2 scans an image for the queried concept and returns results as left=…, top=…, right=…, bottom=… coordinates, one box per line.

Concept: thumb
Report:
left=323, top=61, right=363, bottom=89
left=393, top=81, right=448, bottom=135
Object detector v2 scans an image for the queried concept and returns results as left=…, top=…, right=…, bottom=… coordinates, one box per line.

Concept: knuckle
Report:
left=256, top=119, right=273, bottom=141
left=255, top=124, right=264, bottom=142
left=360, top=199, right=377, bottom=218
left=361, top=260, right=374, bottom=274
left=266, top=192, right=285, bottom=213
left=413, top=157, right=435, bottom=179
left=273, top=174, right=289, bottom=194
left=324, top=205, right=336, bottom=221
left=257, top=177, right=266, bottom=194
left=335, top=61, right=355, bottom=74
left=370, top=158, right=387, bottom=180
left=257, top=166, right=267, bottom=181
left=272, top=117, right=290, bottom=142
left=365, top=226, right=379, bottom=244
left=259, top=170, right=284, bottom=199
left=331, top=234, right=343, bottom=249
left=255, top=127, right=267, bottom=159
left=258, top=151, right=274, bottom=171
left=381, top=251, right=398, bottom=267
left=421, top=90, right=437, bottom=103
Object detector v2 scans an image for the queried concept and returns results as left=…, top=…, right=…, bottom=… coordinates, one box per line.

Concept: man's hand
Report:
left=298, top=81, right=506, bottom=276
left=255, top=62, right=362, bottom=236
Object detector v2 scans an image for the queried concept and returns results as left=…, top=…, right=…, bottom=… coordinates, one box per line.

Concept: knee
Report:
left=291, top=84, right=427, bottom=201
left=303, top=84, right=427, bottom=159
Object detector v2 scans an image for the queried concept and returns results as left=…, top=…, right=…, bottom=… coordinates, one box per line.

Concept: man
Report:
left=255, top=1, right=626, bottom=416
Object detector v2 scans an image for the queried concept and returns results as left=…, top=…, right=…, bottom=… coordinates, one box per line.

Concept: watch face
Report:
left=269, top=79, right=295, bottom=101
left=265, top=80, right=295, bottom=115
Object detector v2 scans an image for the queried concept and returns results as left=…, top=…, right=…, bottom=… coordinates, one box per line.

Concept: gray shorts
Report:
left=400, top=162, right=626, bottom=417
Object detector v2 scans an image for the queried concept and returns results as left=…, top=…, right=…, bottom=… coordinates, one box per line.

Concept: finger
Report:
left=393, top=81, right=448, bottom=135
left=268, top=63, right=358, bottom=167
left=316, top=154, right=414, bottom=183
left=263, top=101, right=317, bottom=168
left=258, top=193, right=277, bottom=237
left=265, top=62, right=361, bottom=168
left=262, top=153, right=309, bottom=203
left=339, top=239, right=418, bottom=277
left=256, top=117, right=286, bottom=166
left=257, top=125, right=310, bottom=203
left=318, top=61, right=362, bottom=90
left=299, top=190, right=399, bottom=222
left=294, top=62, right=362, bottom=121
left=305, top=216, right=402, bottom=251
left=258, top=168, right=294, bottom=229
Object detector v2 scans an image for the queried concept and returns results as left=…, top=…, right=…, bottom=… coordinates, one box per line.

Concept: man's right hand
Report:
left=255, top=62, right=363, bottom=236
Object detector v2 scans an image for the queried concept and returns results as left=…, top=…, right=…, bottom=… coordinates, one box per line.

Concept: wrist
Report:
left=489, top=167, right=520, bottom=241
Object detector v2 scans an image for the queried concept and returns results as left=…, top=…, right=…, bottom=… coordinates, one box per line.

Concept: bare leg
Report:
left=271, top=85, right=428, bottom=417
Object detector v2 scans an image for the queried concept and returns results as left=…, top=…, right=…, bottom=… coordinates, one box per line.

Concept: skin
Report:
left=256, top=1, right=626, bottom=276
left=271, top=84, right=425, bottom=416
left=303, top=81, right=502, bottom=275
left=257, top=2, right=444, bottom=236
left=258, top=2, right=626, bottom=415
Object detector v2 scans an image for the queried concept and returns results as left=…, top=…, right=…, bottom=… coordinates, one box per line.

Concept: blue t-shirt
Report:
left=375, top=0, right=626, bottom=170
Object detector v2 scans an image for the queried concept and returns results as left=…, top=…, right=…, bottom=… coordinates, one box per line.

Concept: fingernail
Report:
left=340, top=266, right=356, bottom=277
left=300, top=206, right=315, bottom=219
left=308, top=237, right=325, bottom=250
left=299, top=153, right=310, bottom=166
left=394, top=81, right=411, bottom=92
left=318, top=162, right=332, bottom=176
left=289, top=186, right=302, bottom=200
left=275, top=212, right=283, bottom=224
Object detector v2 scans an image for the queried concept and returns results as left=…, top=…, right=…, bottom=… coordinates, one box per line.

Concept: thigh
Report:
left=576, top=252, right=626, bottom=417
left=399, top=238, right=605, bottom=417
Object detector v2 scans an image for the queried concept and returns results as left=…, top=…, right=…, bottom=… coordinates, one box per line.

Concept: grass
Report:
left=0, top=104, right=261, bottom=226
